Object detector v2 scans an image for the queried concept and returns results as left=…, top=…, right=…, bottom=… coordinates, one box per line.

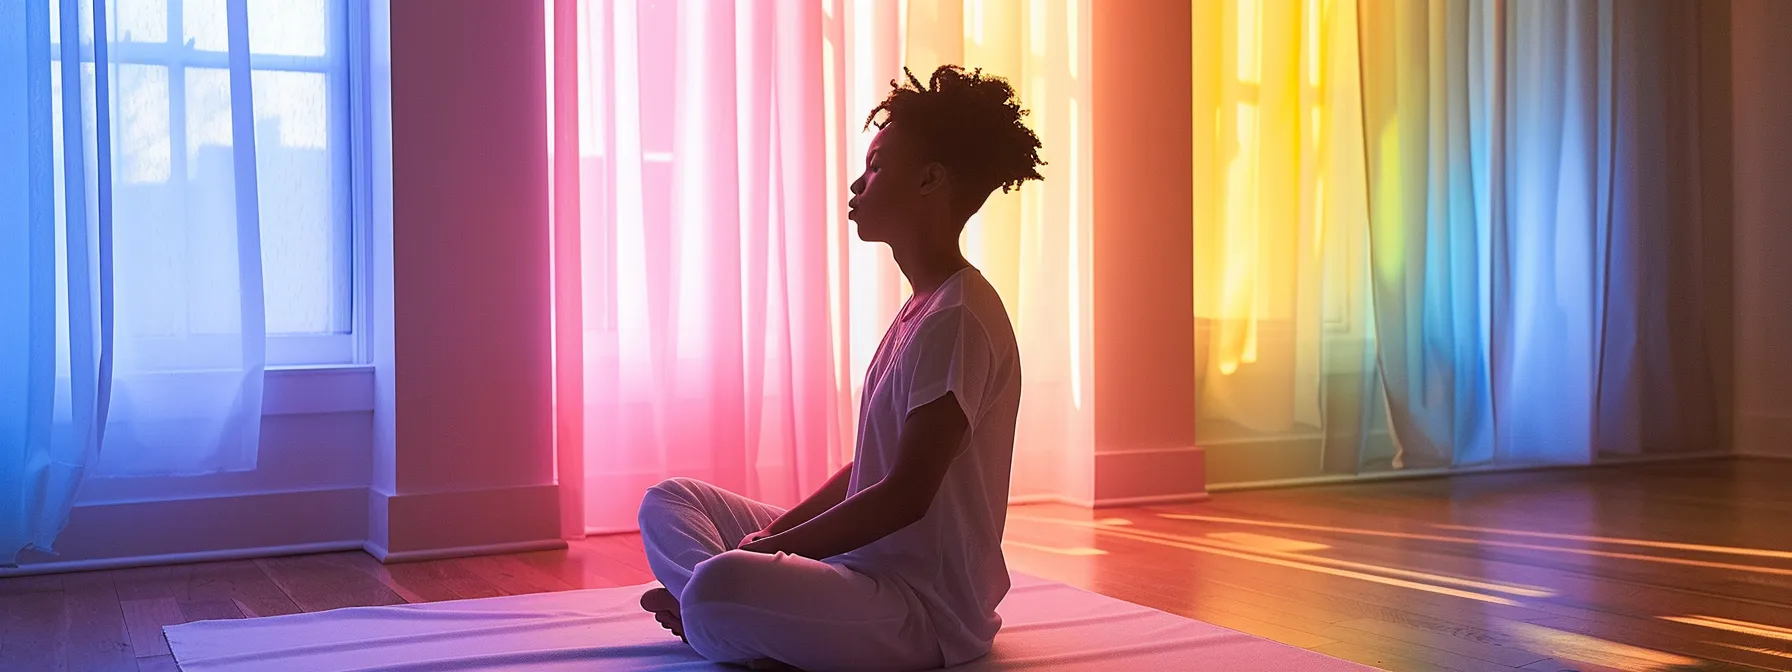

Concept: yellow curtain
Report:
left=1192, top=0, right=1369, bottom=437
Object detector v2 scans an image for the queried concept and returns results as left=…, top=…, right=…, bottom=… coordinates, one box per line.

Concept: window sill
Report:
left=265, top=364, right=376, bottom=416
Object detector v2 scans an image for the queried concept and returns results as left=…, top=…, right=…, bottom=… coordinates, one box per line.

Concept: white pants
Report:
left=637, top=478, right=943, bottom=672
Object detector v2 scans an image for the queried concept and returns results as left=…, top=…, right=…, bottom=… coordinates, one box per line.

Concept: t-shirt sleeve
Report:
left=902, top=306, right=997, bottom=428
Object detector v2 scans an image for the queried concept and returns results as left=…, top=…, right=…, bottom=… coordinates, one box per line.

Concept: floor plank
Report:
left=1, top=590, right=67, bottom=671
left=2, top=457, right=1787, bottom=671
left=177, top=560, right=303, bottom=618
left=0, top=573, right=63, bottom=597
left=118, top=598, right=183, bottom=658
left=1312, top=640, right=1503, bottom=672
left=61, top=571, right=135, bottom=672
left=255, top=554, right=406, bottom=613
left=456, top=554, right=580, bottom=596
left=369, top=557, right=506, bottom=602
left=178, top=599, right=247, bottom=623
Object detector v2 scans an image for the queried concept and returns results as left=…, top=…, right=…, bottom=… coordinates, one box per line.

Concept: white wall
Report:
left=367, top=0, right=561, bottom=560
left=8, top=371, right=375, bottom=574
left=1732, top=0, right=1792, bottom=457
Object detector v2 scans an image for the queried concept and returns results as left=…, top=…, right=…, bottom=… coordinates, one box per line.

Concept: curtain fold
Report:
left=1191, top=0, right=1368, bottom=448
left=1591, top=0, right=1722, bottom=458
left=1356, top=0, right=1502, bottom=469
left=1199, top=0, right=1724, bottom=480
left=1354, top=0, right=1719, bottom=469
left=567, top=0, right=846, bottom=533
left=5, top=0, right=275, bottom=564
left=4, top=0, right=115, bottom=566
left=558, top=0, right=1094, bottom=533
left=90, top=0, right=269, bottom=477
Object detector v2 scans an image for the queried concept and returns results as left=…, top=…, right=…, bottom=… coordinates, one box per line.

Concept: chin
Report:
left=853, top=223, right=884, bottom=243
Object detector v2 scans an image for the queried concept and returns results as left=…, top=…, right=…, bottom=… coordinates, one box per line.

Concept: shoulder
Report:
left=910, top=279, right=1012, bottom=357
left=928, top=271, right=1011, bottom=332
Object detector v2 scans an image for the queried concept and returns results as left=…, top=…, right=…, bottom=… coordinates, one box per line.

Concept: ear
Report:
left=918, top=163, right=948, bottom=196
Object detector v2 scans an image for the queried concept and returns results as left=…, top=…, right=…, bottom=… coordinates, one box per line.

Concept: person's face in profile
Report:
left=848, top=124, right=941, bottom=245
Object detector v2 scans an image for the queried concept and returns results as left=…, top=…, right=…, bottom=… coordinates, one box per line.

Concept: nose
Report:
left=849, top=174, right=865, bottom=196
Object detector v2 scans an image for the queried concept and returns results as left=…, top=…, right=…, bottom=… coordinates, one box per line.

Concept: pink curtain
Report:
left=553, top=0, right=1093, bottom=535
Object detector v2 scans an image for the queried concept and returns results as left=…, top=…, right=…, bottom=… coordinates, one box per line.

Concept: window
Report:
left=53, top=0, right=360, bottom=367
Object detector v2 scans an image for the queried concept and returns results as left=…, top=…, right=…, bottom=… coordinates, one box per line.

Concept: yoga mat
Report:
left=165, top=572, right=1373, bottom=671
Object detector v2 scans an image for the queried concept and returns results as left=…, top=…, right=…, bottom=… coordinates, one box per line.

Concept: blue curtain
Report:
left=1353, top=0, right=1723, bottom=471
left=3, top=0, right=116, bottom=566
left=4, top=0, right=273, bottom=566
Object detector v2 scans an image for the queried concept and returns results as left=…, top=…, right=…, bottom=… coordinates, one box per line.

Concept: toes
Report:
left=653, top=610, right=686, bottom=639
left=639, top=587, right=679, bottom=613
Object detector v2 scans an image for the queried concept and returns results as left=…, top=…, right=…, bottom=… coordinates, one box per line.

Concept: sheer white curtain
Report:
left=95, top=0, right=275, bottom=477
left=555, top=0, right=1093, bottom=534
left=561, top=0, right=842, bottom=533
left=5, top=0, right=277, bottom=564
left=5, top=0, right=114, bottom=566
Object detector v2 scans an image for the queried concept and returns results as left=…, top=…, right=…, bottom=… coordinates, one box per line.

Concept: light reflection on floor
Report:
left=1008, top=513, right=1531, bottom=606
left=1662, top=615, right=1792, bottom=642
left=1000, top=507, right=1789, bottom=671
left=1429, top=523, right=1792, bottom=561
left=1156, top=513, right=1792, bottom=577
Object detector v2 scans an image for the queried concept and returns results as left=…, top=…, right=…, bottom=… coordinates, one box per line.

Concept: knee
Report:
left=683, top=550, right=774, bottom=608
left=638, top=477, right=703, bottom=522
left=645, top=476, right=705, bottom=501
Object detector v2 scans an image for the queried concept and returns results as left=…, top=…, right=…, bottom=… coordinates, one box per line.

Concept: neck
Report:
left=892, top=239, right=970, bottom=296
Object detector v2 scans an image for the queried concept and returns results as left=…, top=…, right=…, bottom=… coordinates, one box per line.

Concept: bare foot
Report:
left=639, top=587, right=686, bottom=640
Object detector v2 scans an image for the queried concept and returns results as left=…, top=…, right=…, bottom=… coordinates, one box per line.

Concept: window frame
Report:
left=53, top=0, right=369, bottom=369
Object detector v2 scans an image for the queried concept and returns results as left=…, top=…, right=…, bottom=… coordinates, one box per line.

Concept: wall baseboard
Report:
left=2, top=540, right=366, bottom=578
left=1093, top=446, right=1206, bottom=507
left=1209, top=451, right=1738, bottom=493
left=364, top=538, right=566, bottom=564
left=1737, top=412, right=1792, bottom=458
left=1091, top=491, right=1211, bottom=507
left=369, top=484, right=563, bottom=557
left=5, top=487, right=368, bottom=576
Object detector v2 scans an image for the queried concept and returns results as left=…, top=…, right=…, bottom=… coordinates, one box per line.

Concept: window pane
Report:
left=181, top=68, right=248, bottom=336
left=253, top=70, right=343, bottom=335
left=183, top=0, right=227, bottom=51
left=48, top=0, right=95, bottom=45
left=119, top=64, right=171, bottom=184
left=249, top=0, right=329, bottom=57
left=185, top=67, right=233, bottom=179
left=117, top=0, right=168, bottom=43
left=183, top=0, right=330, bottom=56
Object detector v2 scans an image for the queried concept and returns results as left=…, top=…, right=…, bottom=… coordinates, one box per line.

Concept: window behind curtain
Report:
left=58, top=0, right=356, bottom=367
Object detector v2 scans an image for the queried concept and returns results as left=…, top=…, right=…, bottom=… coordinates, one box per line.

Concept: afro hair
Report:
left=863, top=65, right=1045, bottom=214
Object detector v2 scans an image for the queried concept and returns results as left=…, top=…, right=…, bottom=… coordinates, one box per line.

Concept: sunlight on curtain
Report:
left=828, top=0, right=1094, bottom=503
left=1354, top=0, right=1500, bottom=470
left=1355, top=0, right=1721, bottom=470
left=1203, top=0, right=1723, bottom=480
left=559, top=0, right=1092, bottom=532
left=1190, top=0, right=1371, bottom=446
left=564, top=0, right=840, bottom=533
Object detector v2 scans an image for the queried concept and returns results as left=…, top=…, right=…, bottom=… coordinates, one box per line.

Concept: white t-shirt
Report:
left=838, top=267, right=1022, bottom=667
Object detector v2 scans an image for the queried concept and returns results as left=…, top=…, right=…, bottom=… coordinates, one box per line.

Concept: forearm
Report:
left=764, top=462, right=854, bottom=535
left=750, top=482, right=922, bottom=560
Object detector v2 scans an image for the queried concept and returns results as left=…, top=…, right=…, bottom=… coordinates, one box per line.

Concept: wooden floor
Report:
left=3, top=458, right=1789, bottom=671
